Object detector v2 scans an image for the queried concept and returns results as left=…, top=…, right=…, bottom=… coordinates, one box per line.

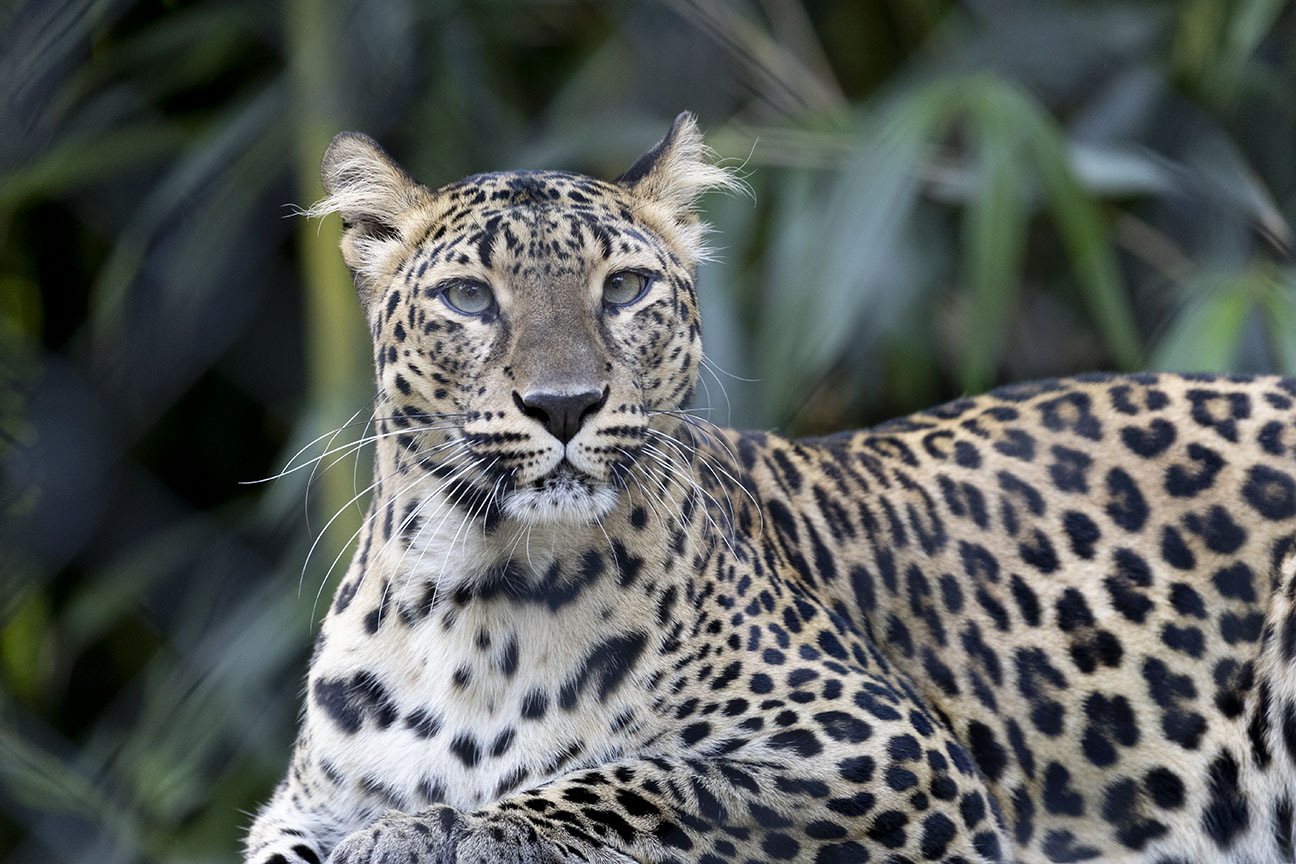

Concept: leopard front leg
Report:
left=326, top=804, right=633, bottom=864
left=327, top=741, right=1008, bottom=863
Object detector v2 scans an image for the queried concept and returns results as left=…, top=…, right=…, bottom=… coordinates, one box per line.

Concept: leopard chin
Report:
left=500, top=464, right=618, bottom=525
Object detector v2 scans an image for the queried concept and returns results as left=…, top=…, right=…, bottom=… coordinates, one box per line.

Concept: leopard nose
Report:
left=514, top=388, right=608, bottom=444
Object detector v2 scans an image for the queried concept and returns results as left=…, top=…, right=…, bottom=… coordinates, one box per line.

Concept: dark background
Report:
left=2, top=1, right=1294, bottom=862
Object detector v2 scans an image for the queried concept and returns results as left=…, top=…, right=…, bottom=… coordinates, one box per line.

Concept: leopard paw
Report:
left=326, top=807, right=613, bottom=864
left=326, top=807, right=461, bottom=864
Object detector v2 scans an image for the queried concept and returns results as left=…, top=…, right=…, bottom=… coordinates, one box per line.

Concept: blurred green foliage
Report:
left=1, top=1, right=1294, bottom=861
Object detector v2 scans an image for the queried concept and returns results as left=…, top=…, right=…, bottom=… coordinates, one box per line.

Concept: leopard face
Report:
left=318, top=117, right=731, bottom=526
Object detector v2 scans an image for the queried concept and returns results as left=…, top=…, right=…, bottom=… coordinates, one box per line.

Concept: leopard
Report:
left=245, top=112, right=1296, bottom=864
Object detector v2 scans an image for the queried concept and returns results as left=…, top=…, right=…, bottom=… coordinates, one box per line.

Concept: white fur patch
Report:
left=501, top=472, right=618, bottom=525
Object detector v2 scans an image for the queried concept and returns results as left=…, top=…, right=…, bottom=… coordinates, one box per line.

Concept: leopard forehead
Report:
left=391, top=170, right=693, bottom=308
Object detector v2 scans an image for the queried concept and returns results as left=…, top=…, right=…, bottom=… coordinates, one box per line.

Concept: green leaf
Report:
left=960, top=80, right=1029, bottom=392
left=1259, top=269, right=1296, bottom=374
left=1018, top=93, right=1143, bottom=369
left=1150, top=272, right=1259, bottom=371
left=762, top=80, right=958, bottom=421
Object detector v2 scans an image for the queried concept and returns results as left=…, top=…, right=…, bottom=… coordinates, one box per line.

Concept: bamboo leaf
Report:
left=960, top=80, right=1029, bottom=392
left=1150, top=273, right=1257, bottom=371
left=1018, top=91, right=1143, bottom=369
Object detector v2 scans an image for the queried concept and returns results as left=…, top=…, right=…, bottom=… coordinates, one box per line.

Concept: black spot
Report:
left=1275, top=796, right=1295, bottom=861
left=919, top=812, right=956, bottom=859
left=1160, top=526, right=1195, bottom=570
left=922, top=648, right=959, bottom=696
left=994, top=428, right=1037, bottom=461
left=939, top=573, right=964, bottom=613
left=1165, top=443, right=1224, bottom=498
left=1041, top=829, right=1100, bottom=861
left=1105, top=548, right=1154, bottom=623
left=1220, top=610, right=1264, bottom=644
left=1081, top=693, right=1138, bottom=766
left=312, top=671, right=398, bottom=734
left=521, top=689, right=548, bottom=720
left=1016, top=647, right=1068, bottom=735
left=489, top=727, right=515, bottom=758
left=1062, top=510, right=1100, bottom=559
left=1100, top=778, right=1167, bottom=850
left=955, top=440, right=981, bottom=468
left=1038, top=392, right=1102, bottom=440
left=888, top=734, right=921, bottom=761
left=805, top=821, right=848, bottom=840
left=967, top=721, right=1007, bottom=781
left=1194, top=505, right=1247, bottom=554
left=616, top=788, right=657, bottom=818
left=1048, top=445, right=1092, bottom=493
left=813, top=842, right=870, bottom=863
left=959, top=791, right=986, bottom=828
left=1187, top=389, right=1249, bottom=442
left=498, top=636, right=520, bottom=678
left=1043, top=763, right=1084, bottom=816
left=886, top=764, right=918, bottom=791
left=838, top=755, right=876, bottom=784
left=558, top=631, right=647, bottom=709
left=1212, top=562, right=1256, bottom=602
left=814, top=711, right=872, bottom=743
left=1161, top=624, right=1204, bottom=658
left=1242, top=464, right=1296, bottom=519
left=865, top=810, right=908, bottom=848
left=450, top=733, right=481, bottom=767
left=767, top=728, right=822, bottom=758
left=1009, top=574, right=1041, bottom=626
left=1105, top=468, right=1147, bottom=532
left=405, top=708, right=443, bottom=739
left=1144, top=767, right=1185, bottom=809
left=1020, top=529, right=1059, bottom=573
left=1143, top=657, right=1206, bottom=749
left=334, top=580, right=358, bottom=613
left=1169, top=582, right=1206, bottom=619
left=1202, top=750, right=1249, bottom=848
left=1121, top=419, right=1175, bottom=457
left=1258, top=419, right=1287, bottom=455
left=762, top=832, right=800, bottom=860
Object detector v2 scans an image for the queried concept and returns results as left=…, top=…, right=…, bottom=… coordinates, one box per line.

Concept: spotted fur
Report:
left=246, top=114, right=1296, bottom=864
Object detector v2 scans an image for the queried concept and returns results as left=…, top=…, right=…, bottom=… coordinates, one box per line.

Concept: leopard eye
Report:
left=442, top=280, right=494, bottom=315
left=603, top=270, right=652, bottom=307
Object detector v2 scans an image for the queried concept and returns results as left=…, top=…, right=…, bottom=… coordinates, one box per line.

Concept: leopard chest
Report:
left=306, top=593, right=662, bottom=814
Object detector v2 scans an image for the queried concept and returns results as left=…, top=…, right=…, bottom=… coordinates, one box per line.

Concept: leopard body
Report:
left=246, top=115, right=1296, bottom=864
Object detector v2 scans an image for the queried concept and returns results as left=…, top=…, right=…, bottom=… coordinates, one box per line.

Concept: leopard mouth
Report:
left=499, top=460, right=618, bottom=524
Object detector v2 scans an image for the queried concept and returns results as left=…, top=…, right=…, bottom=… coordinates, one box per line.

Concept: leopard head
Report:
left=314, top=114, right=734, bottom=527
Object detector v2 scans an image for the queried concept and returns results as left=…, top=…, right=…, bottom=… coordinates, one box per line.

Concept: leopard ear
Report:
left=310, top=132, right=427, bottom=293
left=617, top=113, right=739, bottom=260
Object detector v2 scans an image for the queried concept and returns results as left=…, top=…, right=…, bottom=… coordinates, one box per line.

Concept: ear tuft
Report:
left=306, top=132, right=427, bottom=290
left=618, top=113, right=742, bottom=260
